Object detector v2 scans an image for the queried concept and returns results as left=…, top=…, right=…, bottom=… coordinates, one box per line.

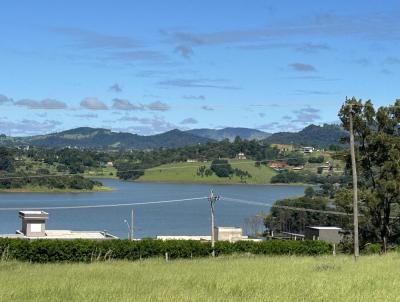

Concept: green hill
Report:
left=138, top=160, right=277, bottom=184
left=11, top=128, right=212, bottom=150
left=264, top=124, right=347, bottom=148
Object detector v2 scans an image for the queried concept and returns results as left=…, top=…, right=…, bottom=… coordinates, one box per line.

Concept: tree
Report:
left=210, top=159, right=233, bottom=177
left=264, top=191, right=342, bottom=234
left=0, top=147, right=14, bottom=172
left=338, top=98, right=400, bottom=251
left=304, top=187, right=315, bottom=198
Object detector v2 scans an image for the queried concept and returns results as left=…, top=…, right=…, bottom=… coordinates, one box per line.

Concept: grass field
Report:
left=84, top=166, right=118, bottom=179
left=138, top=160, right=277, bottom=185
left=1, top=254, right=400, bottom=301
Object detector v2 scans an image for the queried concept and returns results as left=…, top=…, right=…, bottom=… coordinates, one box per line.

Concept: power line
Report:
left=0, top=196, right=207, bottom=211
left=222, top=196, right=350, bottom=216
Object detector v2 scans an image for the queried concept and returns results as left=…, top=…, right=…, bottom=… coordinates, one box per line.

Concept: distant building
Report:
left=302, top=146, right=315, bottom=154
left=237, top=152, right=247, bottom=160
left=157, top=226, right=261, bottom=243
left=106, top=161, right=114, bottom=167
left=304, top=226, right=342, bottom=244
left=273, top=144, right=294, bottom=153
left=186, top=159, right=198, bottom=163
left=292, top=165, right=304, bottom=170
left=0, top=211, right=117, bottom=240
left=269, top=161, right=288, bottom=171
left=214, top=226, right=244, bottom=242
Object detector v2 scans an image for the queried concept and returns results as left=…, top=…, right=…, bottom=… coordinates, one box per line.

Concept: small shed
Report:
left=305, top=226, right=342, bottom=244
left=19, top=211, right=49, bottom=237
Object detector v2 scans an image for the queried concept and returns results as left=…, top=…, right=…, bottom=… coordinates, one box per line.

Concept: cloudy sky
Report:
left=1, top=0, right=399, bottom=136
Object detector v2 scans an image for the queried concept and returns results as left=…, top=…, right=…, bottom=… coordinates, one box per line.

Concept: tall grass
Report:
left=1, top=254, right=400, bottom=301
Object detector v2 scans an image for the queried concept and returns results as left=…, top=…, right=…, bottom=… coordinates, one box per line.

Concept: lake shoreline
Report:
left=134, top=179, right=308, bottom=187
left=0, top=186, right=114, bottom=193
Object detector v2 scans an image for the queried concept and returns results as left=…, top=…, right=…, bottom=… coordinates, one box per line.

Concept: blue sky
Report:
left=0, top=0, right=399, bottom=136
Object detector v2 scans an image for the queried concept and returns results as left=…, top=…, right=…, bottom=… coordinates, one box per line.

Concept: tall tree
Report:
left=338, top=98, right=400, bottom=251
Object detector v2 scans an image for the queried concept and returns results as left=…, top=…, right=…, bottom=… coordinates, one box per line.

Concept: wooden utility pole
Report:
left=349, top=106, right=360, bottom=260
left=208, top=190, right=219, bottom=257
left=130, top=208, right=134, bottom=240
left=124, top=208, right=134, bottom=240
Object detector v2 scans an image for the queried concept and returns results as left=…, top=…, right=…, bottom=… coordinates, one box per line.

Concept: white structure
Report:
left=302, top=146, right=314, bottom=154
left=0, top=211, right=117, bottom=240
left=106, top=161, right=114, bottom=167
left=237, top=152, right=247, bottom=160
left=214, top=227, right=244, bottom=242
left=19, top=211, right=48, bottom=237
left=157, top=227, right=262, bottom=243
left=157, top=235, right=211, bottom=241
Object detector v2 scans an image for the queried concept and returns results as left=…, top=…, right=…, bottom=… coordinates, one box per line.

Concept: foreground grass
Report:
left=138, top=160, right=277, bottom=185
left=1, top=254, right=400, bottom=301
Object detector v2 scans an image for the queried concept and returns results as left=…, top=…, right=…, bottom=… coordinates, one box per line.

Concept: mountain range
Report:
left=0, top=124, right=346, bottom=150
left=186, top=127, right=271, bottom=141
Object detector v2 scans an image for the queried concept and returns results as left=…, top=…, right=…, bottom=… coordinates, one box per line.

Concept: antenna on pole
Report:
left=348, top=103, right=359, bottom=260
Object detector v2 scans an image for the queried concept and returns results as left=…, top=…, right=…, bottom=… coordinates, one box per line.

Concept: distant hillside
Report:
left=186, top=127, right=271, bottom=141
left=12, top=127, right=212, bottom=150
left=264, top=124, right=347, bottom=148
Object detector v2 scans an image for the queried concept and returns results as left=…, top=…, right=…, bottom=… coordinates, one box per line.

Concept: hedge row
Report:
left=0, top=238, right=332, bottom=263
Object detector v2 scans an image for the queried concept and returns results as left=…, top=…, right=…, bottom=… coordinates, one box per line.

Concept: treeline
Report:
left=0, top=174, right=101, bottom=190
left=0, top=238, right=332, bottom=263
left=265, top=98, right=400, bottom=252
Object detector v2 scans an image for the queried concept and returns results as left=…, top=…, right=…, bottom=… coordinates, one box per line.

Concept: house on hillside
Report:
left=269, top=161, right=288, bottom=171
left=273, top=144, right=294, bottom=153
left=106, top=161, right=114, bottom=167
left=302, top=146, right=315, bottom=154
left=236, top=152, right=247, bottom=160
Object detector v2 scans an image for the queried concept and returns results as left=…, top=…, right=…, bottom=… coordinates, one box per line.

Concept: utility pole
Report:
left=208, top=189, right=219, bottom=257
left=130, top=208, right=134, bottom=240
left=349, top=105, right=359, bottom=260
left=124, top=208, right=134, bottom=240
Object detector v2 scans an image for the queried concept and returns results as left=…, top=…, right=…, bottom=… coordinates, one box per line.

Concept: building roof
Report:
left=44, top=230, right=114, bottom=239
left=1, top=230, right=117, bottom=240
left=308, top=226, right=341, bottom=230
left=19, top=211, right=49, bottom=220
left=157, top=235, right=211, bottom=241
left=19, top=210, right=48, bottom=215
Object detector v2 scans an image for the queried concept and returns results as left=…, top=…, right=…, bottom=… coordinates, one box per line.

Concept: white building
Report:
left=0, top=211, right=117, bottom=240
left=302, top=147, right=314, bottom=154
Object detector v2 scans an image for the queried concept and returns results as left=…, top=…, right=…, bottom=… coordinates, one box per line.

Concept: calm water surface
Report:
left=0, top=179, right=305, bottom=238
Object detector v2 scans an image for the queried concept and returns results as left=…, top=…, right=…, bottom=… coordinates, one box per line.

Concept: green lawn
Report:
left=1, top=254, right=400, bottom=301
left=138, top=160, right=277, bottom=185
left=84, top=166, right=118, bottom=179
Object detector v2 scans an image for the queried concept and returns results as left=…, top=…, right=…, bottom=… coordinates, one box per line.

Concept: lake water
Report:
left=0, top=179, right=305, bottom=238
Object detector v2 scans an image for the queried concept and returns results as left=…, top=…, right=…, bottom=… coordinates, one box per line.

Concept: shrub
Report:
left=0, top=238, right=332, bottom=263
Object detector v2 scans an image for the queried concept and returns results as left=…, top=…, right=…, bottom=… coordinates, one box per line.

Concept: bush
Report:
left=210, top=159, right=233, bottom=177
left=0, top=238, right=332, bottom=263
left=308, top=156, right=325, bottom=163
left=362, top=243, right=381, bottom=255
left=271, top=171, right=305, bottom=183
